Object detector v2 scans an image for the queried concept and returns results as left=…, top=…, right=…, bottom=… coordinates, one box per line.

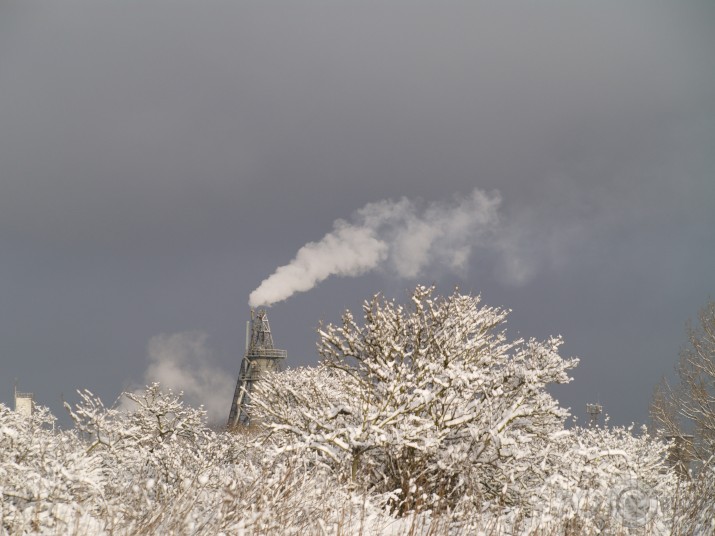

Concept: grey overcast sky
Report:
left=1, top=1, right=714, bottom=426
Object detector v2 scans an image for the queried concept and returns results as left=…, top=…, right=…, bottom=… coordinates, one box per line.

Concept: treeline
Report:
left=1, top=287, right=713, bottom=534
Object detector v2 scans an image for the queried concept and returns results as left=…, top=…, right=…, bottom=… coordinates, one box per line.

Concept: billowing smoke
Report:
left=124, top=331, right=234, bottom=423
left=249, top=188, right=503, bottom=307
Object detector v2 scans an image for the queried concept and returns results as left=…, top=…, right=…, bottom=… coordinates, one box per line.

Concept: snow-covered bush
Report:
left=0, top=403, right=104, bottom=534
left=253, top=285, right=579, bottom=513
left=59, top=386, right=413, bottom=534
left=525, top=424, right=675, bottom=534
left=5, top=287, right=715, bottom=534
left=63, top=384, right=232, bottom=533
left=1, top=383, right=713, bottom=534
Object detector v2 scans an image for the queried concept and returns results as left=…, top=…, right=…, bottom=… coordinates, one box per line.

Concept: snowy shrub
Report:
left=4, top=287, right=715, bottom=534
left=1, top=384, right=713, bottom=534
left=63, top=384, right=232, bottom=533
left=526, top=424, right=675, bottom=534
left=0, top=403, right=104, bottom=534
left=252, top=285, right=579, bottom=513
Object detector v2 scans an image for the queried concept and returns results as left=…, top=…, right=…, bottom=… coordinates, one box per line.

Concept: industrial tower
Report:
left=227, top=309, right=287, bottom=428
left=586, top=403, right=603, bottom=427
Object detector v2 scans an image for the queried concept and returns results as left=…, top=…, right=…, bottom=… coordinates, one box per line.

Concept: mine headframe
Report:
left=227, top=308, right=287, bottom=428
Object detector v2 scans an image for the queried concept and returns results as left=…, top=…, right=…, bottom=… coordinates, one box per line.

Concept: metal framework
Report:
left=586, top=403, right=603, bottom=427
left=227, top=309, right=287, bottom=428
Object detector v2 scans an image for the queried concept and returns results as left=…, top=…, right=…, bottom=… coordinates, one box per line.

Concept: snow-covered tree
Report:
left=0, top=403, right=104, bottom=534
left=527, top=424, right=674, bottom=534
left=253, top=285, right=579, bottom=512
left=61, top=385, right=231, bottom=533
left=652, top=300, right=715, bottom=464
left=2, top=380, right=713, bottom=533
left=9, top=290, right=715, bottom=533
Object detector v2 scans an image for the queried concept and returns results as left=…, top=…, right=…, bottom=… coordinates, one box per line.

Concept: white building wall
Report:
left=15, top=394, right=33, bottom=417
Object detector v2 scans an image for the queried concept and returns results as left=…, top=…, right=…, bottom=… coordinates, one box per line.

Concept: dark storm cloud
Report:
left=1, top=1, right=713, bottom=426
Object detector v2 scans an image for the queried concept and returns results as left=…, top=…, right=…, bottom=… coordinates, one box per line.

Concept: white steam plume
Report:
left=249, top=188, right=502, bottom=307
left=124, top=331, right=234, bottom=424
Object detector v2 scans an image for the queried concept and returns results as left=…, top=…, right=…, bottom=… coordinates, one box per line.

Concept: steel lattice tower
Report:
left=586, top=403, right=603, bottom=427
left=227, top=309, right=287, bottom=428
